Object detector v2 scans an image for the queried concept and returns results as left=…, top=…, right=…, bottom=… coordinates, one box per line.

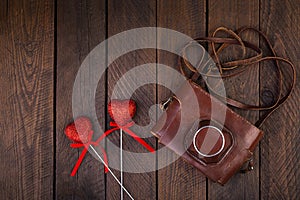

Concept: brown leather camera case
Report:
left=151, top=80, right=263, bottom=185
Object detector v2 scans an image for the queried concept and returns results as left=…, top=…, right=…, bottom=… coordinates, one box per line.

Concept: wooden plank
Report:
left=157, top=1, right=207, bottom=199
left=259, top=0, right=300, bottom=199
left=0, top=0, right=54, bottom=199
left=207, top=0, right=260, bottom=199
left=107, top=0, right=157, bottom=199
left=56, top=0, right=106, bottom=199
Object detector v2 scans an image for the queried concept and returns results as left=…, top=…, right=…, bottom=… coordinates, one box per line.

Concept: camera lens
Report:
left=193, top=125, right=225, bottom=157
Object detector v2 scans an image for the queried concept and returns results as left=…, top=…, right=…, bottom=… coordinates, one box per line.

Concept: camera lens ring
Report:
left=193, top=125, right=225, bottom=158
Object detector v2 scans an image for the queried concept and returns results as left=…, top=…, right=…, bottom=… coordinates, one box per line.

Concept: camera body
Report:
left=151, top=80, right=263, bottom=185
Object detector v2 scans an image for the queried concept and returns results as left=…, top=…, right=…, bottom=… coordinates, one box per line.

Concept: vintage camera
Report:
left=151, top=80, right=263, bottom=185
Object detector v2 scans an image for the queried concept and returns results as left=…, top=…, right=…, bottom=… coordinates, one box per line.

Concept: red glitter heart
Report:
left=64, top=117, right=93, bottom=143
left=108, top=99, right=136, bottom=126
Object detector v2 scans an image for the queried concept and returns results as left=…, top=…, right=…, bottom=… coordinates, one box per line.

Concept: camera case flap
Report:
left=151, top=80, right=263, bottom=185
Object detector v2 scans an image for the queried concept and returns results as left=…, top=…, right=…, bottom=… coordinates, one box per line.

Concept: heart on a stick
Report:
left=64, top=116, right=93, bottom=143
left=108, top=99, right=136, bottom=126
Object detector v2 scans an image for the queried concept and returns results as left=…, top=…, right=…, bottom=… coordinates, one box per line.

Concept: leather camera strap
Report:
left=179, top=27, right=296, bottom=127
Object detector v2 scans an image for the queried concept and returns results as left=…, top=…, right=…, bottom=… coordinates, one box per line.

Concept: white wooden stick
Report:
left=89, top=145, right=134, bottom=200
left=120, top=129, right=123, bottom=200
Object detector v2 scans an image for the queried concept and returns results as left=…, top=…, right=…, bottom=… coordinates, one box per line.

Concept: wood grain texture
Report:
left=0, top=1, right=299, bottom=199
left=56, top=0, right=106, bottom=199
left=208, top=0, right=260, bottom=199
left=107, top=0, right=157, bottom=199
left=260, top=0, right=300, bottom=199
left=157, top=0, right=207, bottom=199
left=0, top=0, right=54, bottom=199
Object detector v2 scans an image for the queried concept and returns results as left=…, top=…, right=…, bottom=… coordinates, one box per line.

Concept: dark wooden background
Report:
left=0, top=0, right=299, bottom=199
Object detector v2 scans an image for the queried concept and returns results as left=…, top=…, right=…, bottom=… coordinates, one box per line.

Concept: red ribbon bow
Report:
left=69, top=121, right=155, bottom=176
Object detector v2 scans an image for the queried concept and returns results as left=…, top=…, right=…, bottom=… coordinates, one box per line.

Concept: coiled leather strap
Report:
left=179, top=27, right=296, bottom=127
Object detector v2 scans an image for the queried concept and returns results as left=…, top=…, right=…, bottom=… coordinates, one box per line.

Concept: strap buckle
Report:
left=160, top=97, right=173, bottom=111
